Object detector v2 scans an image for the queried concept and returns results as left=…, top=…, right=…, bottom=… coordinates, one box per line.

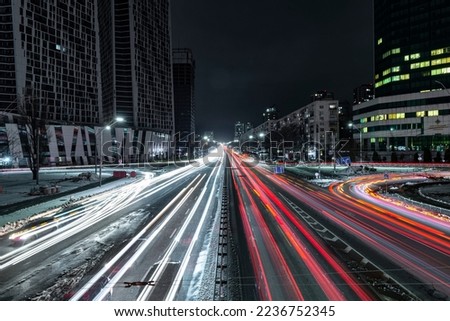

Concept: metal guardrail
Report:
left=213, top=184, right=229, bottom=300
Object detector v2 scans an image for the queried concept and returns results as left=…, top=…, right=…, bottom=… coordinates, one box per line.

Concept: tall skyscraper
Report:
left=0, top=0, right=175, bottom=166
left=0, top=0, right=100, bottom=124
left=353, top=84, right=374, bottom=105
left=262, top=106, right=278, bottom=121
left=0, top=0, right=174, bottom=133
left=353, top=0, right=450, bottom=159
left=172, top=48, right=195, bottom=140
left=311, top=90, right=334, bottom=102
left=374, top=0, right=450, bottom=96
left=97, top=0, right=174, bottom=132
left=234, top=121, right=245, bottom=141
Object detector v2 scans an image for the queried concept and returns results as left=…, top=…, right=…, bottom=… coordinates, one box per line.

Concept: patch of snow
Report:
left=310, top=178, right=341, bottom=187
left=0, top=209, right=147, bottom=300
left=185, top=245, right=210, bottom=300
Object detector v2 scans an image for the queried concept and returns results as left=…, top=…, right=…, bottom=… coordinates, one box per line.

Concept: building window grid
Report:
left=362, top=108, right=447, bottom=126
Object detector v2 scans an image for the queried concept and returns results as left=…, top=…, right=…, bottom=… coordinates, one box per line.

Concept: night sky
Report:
left=170, top=1, right=374, bottom=142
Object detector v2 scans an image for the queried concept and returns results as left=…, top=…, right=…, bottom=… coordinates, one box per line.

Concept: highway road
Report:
left=227, top=148, right=449, bottom=300
left=228, top=150, right=375, bottom=300
left=0, top=146, right=448, bottom=301
left=0, top=154, right=225, bottom=300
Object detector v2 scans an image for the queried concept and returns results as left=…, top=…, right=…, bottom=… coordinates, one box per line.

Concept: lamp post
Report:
left=332, top=131, right=336, bottom=173
left=258, top=132, right=265, bottom=159
left=98, top=117, right=124, bottom=186
left=349, top=123, right=363, bottom=163
left=259, top=131, right=273, bottom=161
left=324, top=130, right=336, bottom=172
left=259, top=128, right=284, bottom=162
left=435, top=80, right=448, bottom=92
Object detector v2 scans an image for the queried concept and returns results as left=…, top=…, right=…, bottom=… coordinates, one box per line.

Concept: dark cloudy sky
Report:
left=170, top=1, right=374, bottom=141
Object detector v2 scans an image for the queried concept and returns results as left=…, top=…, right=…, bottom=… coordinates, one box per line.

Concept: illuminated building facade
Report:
left=374, top=0, right=450, bottom=96
left=352, top=0, right=450, bottom=160
left=242, top=96, right=339, bottom=161
left=234, top=121, right=245, bottom=141
left=353, top=84, right=374, bottom=105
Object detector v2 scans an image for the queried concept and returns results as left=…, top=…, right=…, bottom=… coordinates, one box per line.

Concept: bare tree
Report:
left=14, top=92, right=50, bottom=184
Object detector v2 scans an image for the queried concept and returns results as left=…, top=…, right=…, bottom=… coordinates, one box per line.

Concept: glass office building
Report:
left=352, top=0, right=450, bottom=160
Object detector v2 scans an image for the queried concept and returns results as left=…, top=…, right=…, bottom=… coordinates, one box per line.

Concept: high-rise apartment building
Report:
left=172, top=48, right=195, bottom=140
left=0, top=0, right=174, bottom=166
left=0, top=0, right=100, bottom=124
left=242, top=99, right=339, bottom=161
left=262, top=106, right=278, bottom=121
left=353, top=84, right=374, bottom=105
left=234, top=121, right=245, bottom=141
left=97, top=0, right=174, bottom=132
left=311, top=90, right=334, bottom=102
left=0, top=0, right=174, bottom=133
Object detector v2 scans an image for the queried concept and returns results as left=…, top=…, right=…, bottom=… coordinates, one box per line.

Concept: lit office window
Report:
left=410, top=61, right=430, bottom=69
left=431, top=47, right=450, bottom=56
left=431, top=67, right=450, bottom=75
left=431, top=57, right=450, bottom=66
left=431, top=48, right=444, bottom=56
left=383, top=77, right=392, bottom=84
left=388, top=113, right=405, bottom=120
left=371, top=114, right=387, bottom=121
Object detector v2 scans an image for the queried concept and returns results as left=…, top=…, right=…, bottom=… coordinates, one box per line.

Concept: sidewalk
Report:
left=0, top=168, right=138, bottom=230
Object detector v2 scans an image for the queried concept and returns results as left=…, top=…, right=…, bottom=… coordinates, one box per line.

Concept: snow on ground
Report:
left=1, top=208, right=148, bottom=301
left=0, top=171, right=132, bottom=235
left=181, top=183, right=223, bottom=301
left=185, top=242, right=211, bottom=300
left=309, top=178, right=341, bottom=187
left=1, top=165, right=226, bottom=301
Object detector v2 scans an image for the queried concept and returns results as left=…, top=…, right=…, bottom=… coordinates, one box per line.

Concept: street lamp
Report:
left=349, top=122, right=363, bottom=163
left=98, top=117, right=124, bottom=186
left=258, top=129, right=285, bottom=162
left=257, top=131, right=272, bottom=160
left=324, top=130, right=336, bottom=173
left=435, top=80, right=449, bottom=92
